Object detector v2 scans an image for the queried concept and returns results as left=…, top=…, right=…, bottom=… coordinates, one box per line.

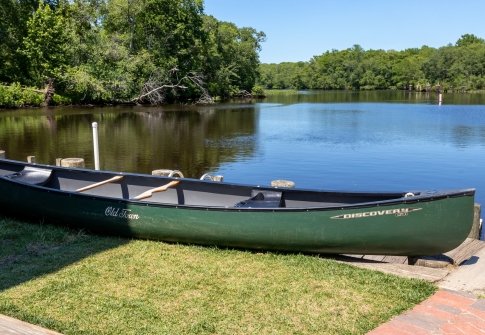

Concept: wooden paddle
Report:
left=76, top=175, right=124, bottom=192
left=133, top=180, right=180, bottom=200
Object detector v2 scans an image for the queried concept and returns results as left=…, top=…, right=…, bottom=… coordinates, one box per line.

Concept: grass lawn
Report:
left=0, top=216, right=436, bottom=335
left=264, top=89, right=299, bottom=96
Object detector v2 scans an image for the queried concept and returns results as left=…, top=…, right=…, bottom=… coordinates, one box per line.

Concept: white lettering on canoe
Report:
left=330, top=207, right=422, bottom=220
left=105, top=207, right=140, bottom=220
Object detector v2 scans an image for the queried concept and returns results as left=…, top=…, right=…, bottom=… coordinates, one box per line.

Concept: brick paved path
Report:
left=368, top=289, right=485, bottom=335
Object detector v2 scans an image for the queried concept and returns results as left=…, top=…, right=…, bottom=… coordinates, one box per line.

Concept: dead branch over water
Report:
left=132, top=68, right=213, bottom=105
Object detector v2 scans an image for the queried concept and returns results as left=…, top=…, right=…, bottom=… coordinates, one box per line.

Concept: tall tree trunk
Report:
left=42, top=78, right=55, bottom=106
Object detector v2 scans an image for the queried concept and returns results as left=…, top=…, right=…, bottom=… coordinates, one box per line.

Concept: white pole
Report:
left=92, top=122, right=100, bottom=170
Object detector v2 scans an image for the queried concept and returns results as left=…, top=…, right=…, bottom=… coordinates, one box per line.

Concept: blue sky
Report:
left=204, top=0, right=485, bottom=64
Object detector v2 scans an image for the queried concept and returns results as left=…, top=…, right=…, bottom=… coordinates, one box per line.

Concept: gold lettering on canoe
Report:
left=330, top=207, right=422, bottom=220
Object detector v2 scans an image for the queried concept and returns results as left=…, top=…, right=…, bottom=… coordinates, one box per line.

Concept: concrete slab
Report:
left=0, top=314, right=63, bottom=335
left=334, top=255, right=450, bottom=282
left=337, top=239, right=485, bottom=286
left=439, top=242, right=485, bottom=295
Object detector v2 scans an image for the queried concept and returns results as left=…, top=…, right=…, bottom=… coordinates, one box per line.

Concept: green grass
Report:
left=263, top=89, right=300, bottom=96
left=0, top=216, right=436, bottom=335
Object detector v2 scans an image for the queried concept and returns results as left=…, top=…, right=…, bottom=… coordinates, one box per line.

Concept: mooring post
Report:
left=271, top=180, right=295, bottom=188
left=469, top=203, right=481, bottom=239
left=92, top=122, right=100, bottom=170
left=60, top=158, right=85, bottom=168
left=0, top=150, right=5, bottom=159
left=152, top=169, right=185, bottom=178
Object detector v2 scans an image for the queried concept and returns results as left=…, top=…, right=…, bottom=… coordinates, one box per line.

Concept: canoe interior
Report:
left=0, top=159, right=410, bottom=209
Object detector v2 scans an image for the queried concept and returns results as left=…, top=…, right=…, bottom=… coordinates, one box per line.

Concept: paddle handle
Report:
left=133, top=180, right=180, bottom=200
left=76, top=175, right=124, bottom=192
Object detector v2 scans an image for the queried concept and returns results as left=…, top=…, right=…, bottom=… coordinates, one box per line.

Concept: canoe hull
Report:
left=0, top=175, right=475, bottom=255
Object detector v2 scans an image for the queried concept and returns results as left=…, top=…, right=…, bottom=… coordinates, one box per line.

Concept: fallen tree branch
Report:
left=134, top=83, right=188, bottom=103
left=131, top=68, right=213, bottom=105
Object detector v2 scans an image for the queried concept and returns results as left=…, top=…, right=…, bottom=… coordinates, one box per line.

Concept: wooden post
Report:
left=92, top=122, right=100, bottom=170
left=271, top=180, right=295, bottom=188
left=200, top=173, right=224, bottom=182
left=152, top=169, right=184, bottom=178
left=152, top=169, right=172, bottom=177
left=60, top=158, right=85, bottom=168
left=27, top=155, right=36, bottom=163
left=0, top=150, right=5, bottom=159
left=468, top=203, right=481, bottom=239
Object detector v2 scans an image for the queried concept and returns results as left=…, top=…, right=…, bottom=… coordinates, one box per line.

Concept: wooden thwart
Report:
left=76, top=175, right=124, bottom=192
left=133, top=180, right=180, bottom=200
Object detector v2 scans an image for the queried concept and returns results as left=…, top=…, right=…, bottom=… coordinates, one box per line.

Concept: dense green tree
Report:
left=258, top=34, right=485, bottom=92
left=20, top=1, right=71, bottom=86
left=390, top=48, right=430, bottom=90
left=0, top=0, right=21, bottom=82
left=202, top=16, right=265, bottom=98
left=104, top=0, right=205, bottom=70
left=455, top=34, right=485, bottom=47
left=259, top=62, right=308, bottom=90
left=0, top=0, right=39, bottom=83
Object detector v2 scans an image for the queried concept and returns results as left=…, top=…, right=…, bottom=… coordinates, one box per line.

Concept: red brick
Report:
left=455, top=321, right=485, bottom=334
left=387, top=320, right=433, bottom=335
left=466, top=306, right=485, bottom=320
left=472, top=299, right=485, bottom=311
left=366, top=290, right=485, bottom=335
left=396, top=313, right=445, bottom=332
left=441, top=323, right=467, bottom=335
left=367, top=324, right=415, bottom=335
left=430, top=291, right=476, bottom=310
left=412, top=303, right=460, bottom=321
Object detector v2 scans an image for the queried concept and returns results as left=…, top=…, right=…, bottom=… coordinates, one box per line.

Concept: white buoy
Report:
left=92, top=122, right=100, bottom=170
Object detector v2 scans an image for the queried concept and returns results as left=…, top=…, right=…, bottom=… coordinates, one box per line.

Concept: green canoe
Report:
left=0, top=159, right=475, bottom=256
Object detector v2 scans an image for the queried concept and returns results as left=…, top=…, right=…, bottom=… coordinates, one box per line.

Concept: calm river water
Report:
left=1, top=90, right=485, bottom=207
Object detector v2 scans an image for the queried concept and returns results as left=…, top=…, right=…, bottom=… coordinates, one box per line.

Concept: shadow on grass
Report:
left=0, top=215, right=129, bottom=291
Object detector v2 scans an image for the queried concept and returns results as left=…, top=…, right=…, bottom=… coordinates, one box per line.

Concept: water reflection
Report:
left=0, top=106, right=257, bottom=177
left=263, top=90, right=485, bottom=105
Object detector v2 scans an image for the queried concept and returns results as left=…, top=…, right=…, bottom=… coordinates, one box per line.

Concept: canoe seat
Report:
left=234, top=190, right=285, bottom=208
left=4, top=166, right=53, bottom=186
